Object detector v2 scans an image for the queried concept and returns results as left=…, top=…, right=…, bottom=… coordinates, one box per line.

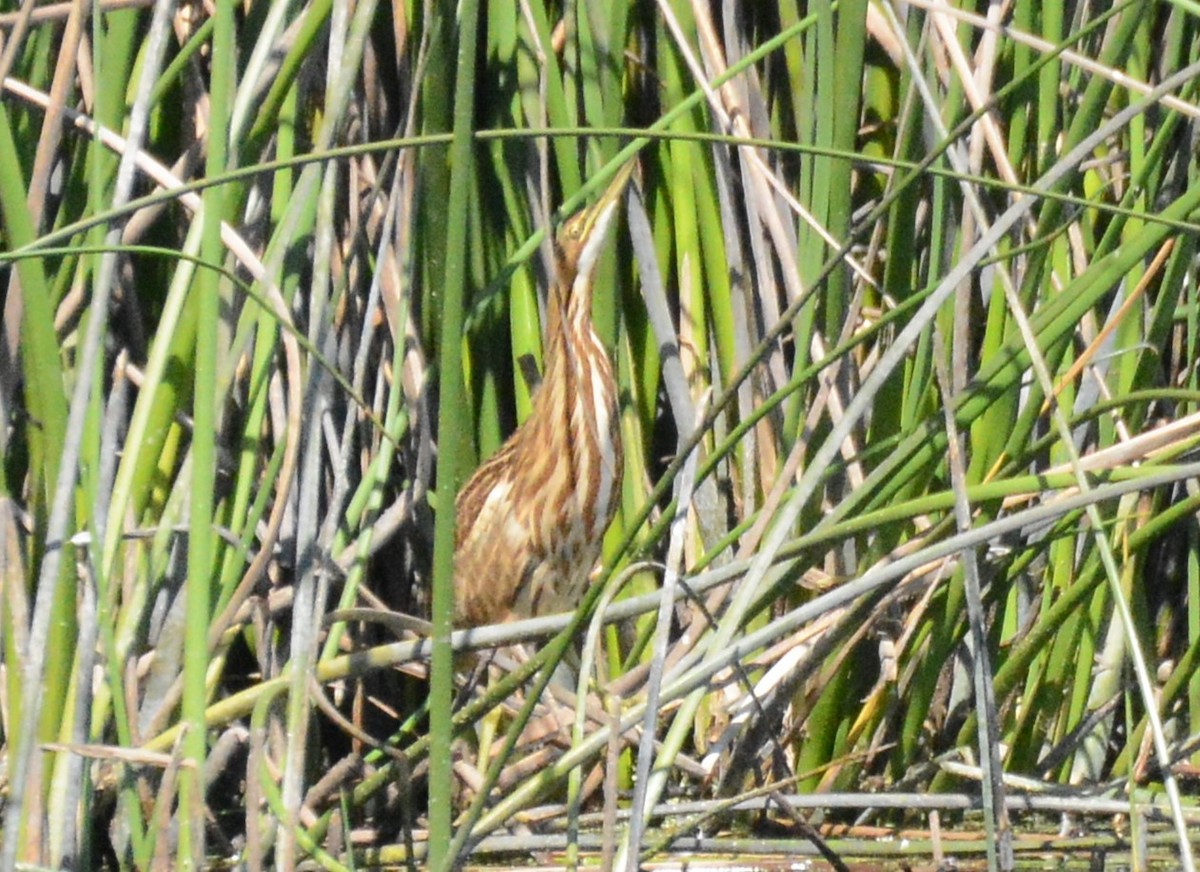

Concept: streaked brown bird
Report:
left=453, top=162, right=633, bottom=628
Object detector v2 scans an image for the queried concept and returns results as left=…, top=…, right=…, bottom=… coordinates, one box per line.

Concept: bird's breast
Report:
left=568, top=327, right=622, bottom=542
left=453, top=318, right=623, bottom=626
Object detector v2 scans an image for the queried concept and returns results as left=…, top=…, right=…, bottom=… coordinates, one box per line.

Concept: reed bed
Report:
left=2, top=0, right=1200, bottom=868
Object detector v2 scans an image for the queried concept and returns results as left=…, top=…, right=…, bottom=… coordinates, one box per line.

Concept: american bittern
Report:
left=453, top=162, right=633, bottom=628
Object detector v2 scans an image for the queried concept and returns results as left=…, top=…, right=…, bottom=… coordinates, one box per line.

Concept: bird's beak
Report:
left=581, top=159, right=636, bottom=237
left=574, top=160, right=636, bottom=278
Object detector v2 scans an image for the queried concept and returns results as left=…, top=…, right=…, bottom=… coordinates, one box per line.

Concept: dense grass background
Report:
left=3, top=0, right=1200, bottom=868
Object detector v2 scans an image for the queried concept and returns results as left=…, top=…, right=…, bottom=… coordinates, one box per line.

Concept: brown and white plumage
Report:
left=453, top=163, right=632, bottom=628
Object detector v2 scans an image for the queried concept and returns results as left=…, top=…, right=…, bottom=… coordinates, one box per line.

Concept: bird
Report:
left=452, top=161, right=633, bottom=629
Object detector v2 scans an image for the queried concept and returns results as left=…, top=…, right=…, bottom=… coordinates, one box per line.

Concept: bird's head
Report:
left=553, top=160, right=635, bottom=303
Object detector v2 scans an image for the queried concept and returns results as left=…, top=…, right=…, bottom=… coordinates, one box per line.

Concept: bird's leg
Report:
left=463, top=641, right=608, bottom=759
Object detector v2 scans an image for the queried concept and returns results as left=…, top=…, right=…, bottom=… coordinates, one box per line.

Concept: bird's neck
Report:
left=544, top=279, right=600, bottom=371
left=533, top=278, right=619, bottom=538
left=541, top=280, right=616, bottom=432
